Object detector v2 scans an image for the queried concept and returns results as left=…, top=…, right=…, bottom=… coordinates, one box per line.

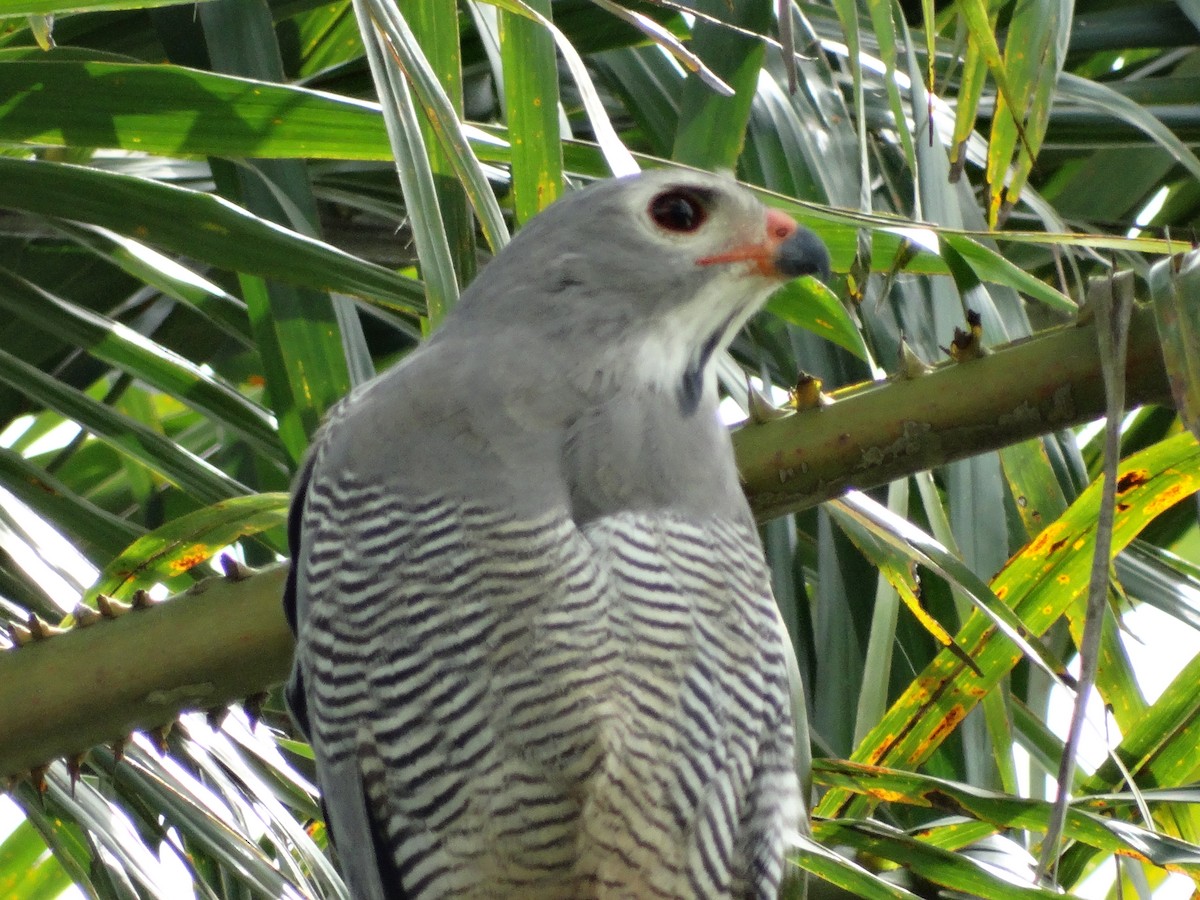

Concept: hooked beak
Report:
left=697, top=209, right=831, bottom=282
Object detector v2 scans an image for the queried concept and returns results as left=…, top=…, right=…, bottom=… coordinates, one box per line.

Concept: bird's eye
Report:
left=648, top=190, right=707, bottom=233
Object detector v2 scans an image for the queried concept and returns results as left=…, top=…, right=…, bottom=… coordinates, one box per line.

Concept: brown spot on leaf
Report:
left=1027, top=522, right=1067, bottom=557
left=863, top=736, right=898, bottom=766
left=169, top=545, right=210, bottom=575
left=1146, top=477, right=1197, bottom=516
left=1117, top=469, right=1148, bottom=493
left=919, top=704, right=966, bottom=755
left=924, top=788, right=970, bottom=816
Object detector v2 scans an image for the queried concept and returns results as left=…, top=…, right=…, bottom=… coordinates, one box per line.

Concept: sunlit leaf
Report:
left=86, top=493, right=288, bottom=603
left=822, top=432, right=1200, bottom=819
left=766, top=278, right=868, bottom=360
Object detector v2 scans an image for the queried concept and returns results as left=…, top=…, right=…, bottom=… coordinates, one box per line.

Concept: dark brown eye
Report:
left=648, top=190, right=707, bottom=233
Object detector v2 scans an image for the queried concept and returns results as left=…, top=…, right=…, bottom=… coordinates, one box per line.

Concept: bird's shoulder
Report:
left=308, top=336, right=582, bottom=502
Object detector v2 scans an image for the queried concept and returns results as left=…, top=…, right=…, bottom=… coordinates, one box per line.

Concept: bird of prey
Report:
left=284, top=169, right=830, bottom=899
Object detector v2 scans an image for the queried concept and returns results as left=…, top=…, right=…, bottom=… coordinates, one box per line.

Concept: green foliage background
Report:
left=0, top=0, right=1199, bottom=897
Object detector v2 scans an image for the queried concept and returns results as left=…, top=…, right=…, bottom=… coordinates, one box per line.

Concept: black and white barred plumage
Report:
left=285, top=170, right=827, bottom=899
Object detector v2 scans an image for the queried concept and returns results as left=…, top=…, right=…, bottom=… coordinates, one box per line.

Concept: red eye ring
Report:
left=648, top=190, right=707, bottom=233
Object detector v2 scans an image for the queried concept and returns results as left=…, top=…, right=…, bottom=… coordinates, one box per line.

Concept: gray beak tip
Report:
left=777, top=227, right=832, bottom=283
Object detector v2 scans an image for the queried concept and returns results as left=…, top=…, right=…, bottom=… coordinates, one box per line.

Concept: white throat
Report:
left=629, top=271, right=778, bottom=404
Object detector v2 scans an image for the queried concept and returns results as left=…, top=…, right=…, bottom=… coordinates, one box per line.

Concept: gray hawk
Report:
left=284, top=170, right=830, bottom=899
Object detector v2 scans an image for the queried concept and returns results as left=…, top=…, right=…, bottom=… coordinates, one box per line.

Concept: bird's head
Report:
left=451, top=170, right=830, bottom=409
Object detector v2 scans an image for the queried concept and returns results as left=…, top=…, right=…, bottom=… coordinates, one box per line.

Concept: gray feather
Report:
left=315, top=756, right=398, bottom=900
left=286, top=170, right=815, bottom=899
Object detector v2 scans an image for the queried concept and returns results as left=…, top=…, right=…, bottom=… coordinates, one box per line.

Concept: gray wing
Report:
left=289, top=451, right=618, bottom=897
left=285, top=449, right=400, bottom=900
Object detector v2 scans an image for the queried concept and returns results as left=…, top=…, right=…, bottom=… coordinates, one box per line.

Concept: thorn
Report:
left=244, top=692, right=270, bottom=729
left=746, top=380, right=790, bottom=424
left=96, top=594, right=131, bottom=619
left=149, top=723, right=172, bottom=754
left=73, top=604, right=102, bottom=628
left=788, top=372, right=831, bottom=412
left=185, top=579, right=211, bottom=597
left=110, top=736, right=126, bottom=765
left=948, top=309, right=986, bottom=362
left=220, top=556, right=253, bottom=582
left=26, top=613, right=66, bottom=641
left=8, top=622, right=33, bottom=648
left=67, top=752, right=85, bottom=797
left=29, top=765, right=48, bottom=794
left=897, top=337, right=931, bottom=379
left=131, top=589, right=155, bottom=610
left=206, top=706, right=231, bottom=731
